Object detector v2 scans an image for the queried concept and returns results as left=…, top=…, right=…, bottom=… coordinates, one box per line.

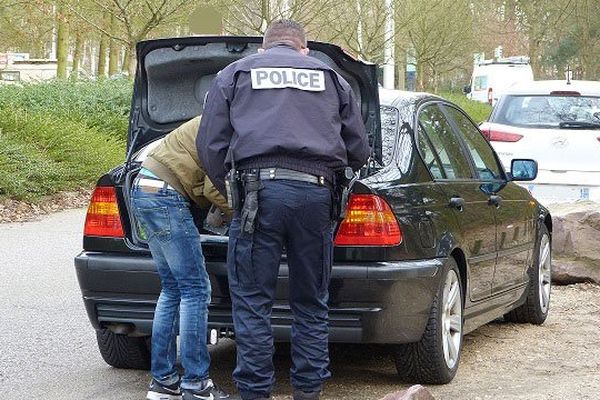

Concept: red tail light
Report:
left=481, top=128, right=523, bottom=142
left=487, top=87, right=493, bottom=105
left=334, top=194, right=402, bottom=246
left=84, top=186, right=125, bottom=238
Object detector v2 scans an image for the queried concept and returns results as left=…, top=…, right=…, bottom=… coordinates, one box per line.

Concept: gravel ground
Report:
left=0, top=208, right=599, bottom=399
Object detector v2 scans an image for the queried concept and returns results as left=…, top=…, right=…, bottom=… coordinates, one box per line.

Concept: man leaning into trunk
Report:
left=131, top=116, right=231, bottom=400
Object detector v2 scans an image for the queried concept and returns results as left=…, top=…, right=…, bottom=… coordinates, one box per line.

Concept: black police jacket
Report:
left=197, top=44, right=370, bottom=195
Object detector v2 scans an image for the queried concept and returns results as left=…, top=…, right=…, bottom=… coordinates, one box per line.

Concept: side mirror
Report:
left=510, top=159, right=538, bottom=181
left=463, top=84, right=472, bottom=95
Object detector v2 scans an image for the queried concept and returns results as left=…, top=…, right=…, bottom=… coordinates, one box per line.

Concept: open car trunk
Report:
left=127, top=36, right=381, bottom=159
left=123, top=36, right=381, bottom=249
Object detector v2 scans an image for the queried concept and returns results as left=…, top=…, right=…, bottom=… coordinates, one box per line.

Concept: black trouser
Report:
left=228, top=179, right=333, bottom=400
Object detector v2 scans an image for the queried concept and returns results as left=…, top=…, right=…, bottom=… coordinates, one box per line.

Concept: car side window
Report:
left=443, top=105, right=503, bottom=181
left=417, top=104, right=473, bottom=180
left=380, top=105, right=399, bottom=165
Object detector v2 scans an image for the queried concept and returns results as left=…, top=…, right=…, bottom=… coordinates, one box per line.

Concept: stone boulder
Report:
left=379, top=385, right=435, bottom=400
left=547, top=201, right=600, bottom=284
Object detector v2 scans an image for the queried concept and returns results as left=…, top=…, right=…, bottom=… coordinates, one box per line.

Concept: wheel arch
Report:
left=449, top=247, right=468, bottom=306
left=543, top=212, right=552, bottom=236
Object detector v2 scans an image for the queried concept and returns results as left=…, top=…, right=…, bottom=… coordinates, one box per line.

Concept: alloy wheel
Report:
left=441, top=269, right=462, bottom=369
left=538, top=234, right=551, bottom=314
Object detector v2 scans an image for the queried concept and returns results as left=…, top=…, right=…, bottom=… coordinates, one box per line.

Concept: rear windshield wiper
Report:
left=559, top=121, right=600, bottom=130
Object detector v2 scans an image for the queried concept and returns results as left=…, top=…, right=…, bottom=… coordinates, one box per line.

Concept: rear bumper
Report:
left=75, top=252, right=444, bottom=344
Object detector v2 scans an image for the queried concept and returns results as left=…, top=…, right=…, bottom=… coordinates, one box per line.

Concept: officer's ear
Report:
left=300, top=47, right=310, bottom=56
left=258, top=48, right=265, bottom=54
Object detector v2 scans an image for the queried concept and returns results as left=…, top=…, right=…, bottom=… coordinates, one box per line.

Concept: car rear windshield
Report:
left=493, top=95, right=600, bottom=128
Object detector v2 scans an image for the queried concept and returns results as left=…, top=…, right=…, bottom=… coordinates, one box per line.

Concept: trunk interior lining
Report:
left=144, top=42, right=363, bottom=125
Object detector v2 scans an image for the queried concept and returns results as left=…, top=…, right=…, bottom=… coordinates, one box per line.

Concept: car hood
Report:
left=127, top=36, right=382, bottom=162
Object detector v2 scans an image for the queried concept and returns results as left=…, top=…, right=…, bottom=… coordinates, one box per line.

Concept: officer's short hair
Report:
left=263, top=19, right=307, bottom=50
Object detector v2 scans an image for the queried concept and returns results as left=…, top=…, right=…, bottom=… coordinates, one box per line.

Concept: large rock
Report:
left=379, top=385, right=435, bottom=400
left=552, top=259, right=600, bottom=284
left=547, top=201, right=600, bottom=284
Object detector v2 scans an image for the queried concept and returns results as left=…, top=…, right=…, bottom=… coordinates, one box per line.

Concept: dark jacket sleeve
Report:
left=196, top=76, right=234, bottom=195
left=339, top=85, right=371, bottom=171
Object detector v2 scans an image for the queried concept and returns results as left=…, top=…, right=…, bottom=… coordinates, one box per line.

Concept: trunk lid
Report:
left=127, top=36, right=382, bottom=162
left=483, top=121, right=600, bottom=174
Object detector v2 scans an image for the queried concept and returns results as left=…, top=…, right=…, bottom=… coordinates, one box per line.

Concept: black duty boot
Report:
left=293, top=389, right=320, bottom=400
left=146, top=378, right=182, bottom=400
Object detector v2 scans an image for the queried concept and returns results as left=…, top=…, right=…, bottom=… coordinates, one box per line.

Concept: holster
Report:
left=240, top=170, right=263, bottom=234
left=225, top=169, right=242, bottom=211
left=333, top=167, right=355, bottom=221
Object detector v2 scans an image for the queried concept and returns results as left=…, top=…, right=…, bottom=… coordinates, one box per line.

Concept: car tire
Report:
left=392, top=257, right=463, bottom=384
left=96, top=328, right=151, bottom=370
left=504, top=224, right=551, bottom=325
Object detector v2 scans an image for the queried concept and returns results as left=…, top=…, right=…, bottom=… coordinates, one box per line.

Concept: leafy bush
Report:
left=0, top=80, right=130, bottom=201
left=0, top=79, right=132, bottom=140
left=438, top=91, right=492, bottom=124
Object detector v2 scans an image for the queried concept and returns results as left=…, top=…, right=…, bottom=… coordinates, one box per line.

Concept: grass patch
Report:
left=438, top=91, right=492, bottom=124
left=0, top=79, right=130, bottom=201
left=0, top=107, right=125, bottom=201
left=0, top=79, right=132, bottom=140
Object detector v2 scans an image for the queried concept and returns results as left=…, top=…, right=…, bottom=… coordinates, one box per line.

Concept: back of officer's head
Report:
left=262, top=19, right=307, bottom=51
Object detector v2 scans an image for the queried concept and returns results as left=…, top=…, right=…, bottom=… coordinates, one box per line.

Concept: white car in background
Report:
left=480, top=80, right=600, bottom=204
left=465, top=58, right=534, bottom=105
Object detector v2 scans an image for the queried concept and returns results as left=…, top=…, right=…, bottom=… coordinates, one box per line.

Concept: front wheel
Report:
left=504, top=224, right=551, bottom=324
left=392, top=257, right=463, bottom=384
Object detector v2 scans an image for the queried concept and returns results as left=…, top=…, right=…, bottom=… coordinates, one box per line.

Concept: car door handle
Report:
left=448, top=196, right=465, bottom=211
left=488, top=195, right=503, bottom=208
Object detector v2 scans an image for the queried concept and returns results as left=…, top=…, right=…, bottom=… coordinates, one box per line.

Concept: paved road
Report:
left=1, top=209, right=598, bottom=399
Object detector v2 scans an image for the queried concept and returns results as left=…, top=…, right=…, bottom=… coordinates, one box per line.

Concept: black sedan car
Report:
left=75, top=36, right=552, bottom=384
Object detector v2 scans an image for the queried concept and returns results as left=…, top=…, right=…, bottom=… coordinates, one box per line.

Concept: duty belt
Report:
left=238, top=168, right=331, bottom=235
left=257, top=168, right=329, bottom=188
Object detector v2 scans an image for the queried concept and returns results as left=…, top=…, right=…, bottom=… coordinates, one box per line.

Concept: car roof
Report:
left=503, top=80, right=600, bottom=96
left=378, top=87, right=438, bottom=106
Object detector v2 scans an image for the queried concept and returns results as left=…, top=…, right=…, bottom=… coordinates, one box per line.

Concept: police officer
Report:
left=197, top=20, right=370, bottom=400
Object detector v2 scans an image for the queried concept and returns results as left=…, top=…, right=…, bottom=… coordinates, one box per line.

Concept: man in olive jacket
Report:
left=131, top=116, right=231, bottom=400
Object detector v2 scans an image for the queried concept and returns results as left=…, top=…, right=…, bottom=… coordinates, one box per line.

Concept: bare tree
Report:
left=508, top=0, right=574, bottom=77
left=204, top=0, right=335, bottom=36
left=396, top=0, right=474, bottom=91
left=69, top=0, right=196, bottom=76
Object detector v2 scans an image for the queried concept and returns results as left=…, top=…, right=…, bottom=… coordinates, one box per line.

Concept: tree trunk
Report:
left=97, top=11, right=111, bottom=78
left=56, top=5, right=69, bottom=80
left=416, top=60, right=426, bottom=91
left=71, top=32, right=83, bottom=79
left=395, top=44, right=406, bottom=90
left=578, top=0, right=592, bottom=80
left=126, top=43, right=136, bottom=77
left=108, top=14, right=120, bottom=75
left=528, top=29, right=543, bottom=79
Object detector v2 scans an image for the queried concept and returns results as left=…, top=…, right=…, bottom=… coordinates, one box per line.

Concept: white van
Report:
left=465, top=58, right=534, bottom=105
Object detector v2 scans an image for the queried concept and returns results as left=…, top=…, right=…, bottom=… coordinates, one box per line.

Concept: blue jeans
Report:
left=131, top=184, right=211, bottom=390
left=229, top=180, right=333, bottom=399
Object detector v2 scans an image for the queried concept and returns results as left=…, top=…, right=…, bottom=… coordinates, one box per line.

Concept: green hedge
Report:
left=438, top=91, right=492, bottom=124
left=0, top=79, right=132, bottom=139
left=0, top=80, right=130, bottom=201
